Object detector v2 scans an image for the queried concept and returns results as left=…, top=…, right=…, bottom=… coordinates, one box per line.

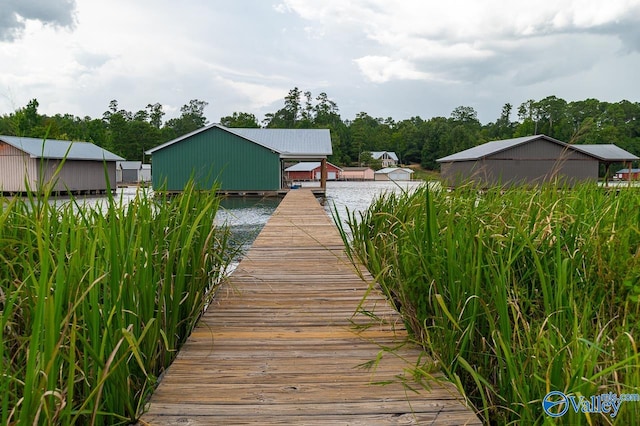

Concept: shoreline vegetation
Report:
left=3, top=174, right=638, bottom=424
left=340, top=183, right=640, bottom=424
left=0, top=182, right=233, bottom=424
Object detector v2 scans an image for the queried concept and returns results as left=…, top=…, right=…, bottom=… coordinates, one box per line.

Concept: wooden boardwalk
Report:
left=139, top=189, right=481, bottom=425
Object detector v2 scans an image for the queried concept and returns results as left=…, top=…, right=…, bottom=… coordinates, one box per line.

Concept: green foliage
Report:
left=0, top=98, right=210, bottom=161
left=1, top=93, right=639, bottom=169
left=220, top=112, right=260, bottom=128
left=163, top=99, right=209, bottom=138
left=357, top=151, right=382, bottom=169
left=343, top=184, right=640, bottom=424
left=263, top=87, right=303, bottom=128
left=0, top=182, right=233, bottom=424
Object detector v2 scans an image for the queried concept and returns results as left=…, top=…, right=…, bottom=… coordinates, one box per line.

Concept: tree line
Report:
left=1, top=89, right=639, bottom=170
left=0, top=99, right=209, bottom=163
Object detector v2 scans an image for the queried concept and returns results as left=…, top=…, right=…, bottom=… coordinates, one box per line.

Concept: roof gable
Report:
left=146, top=124, right=332, bottom=158
left=375, top=167, right=414, bottom=174
left=436, top=135, right=553, bottom=162
left=0, top=135, right=124, bottom=161
left=371, top=151, right=398, bottom=161
left=118, top=161, right=142, bottom=169
left=436, top=135, right=639, bottom=163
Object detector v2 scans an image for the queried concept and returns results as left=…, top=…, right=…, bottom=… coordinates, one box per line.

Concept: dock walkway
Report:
left=140, top=189, right=480, bottom=425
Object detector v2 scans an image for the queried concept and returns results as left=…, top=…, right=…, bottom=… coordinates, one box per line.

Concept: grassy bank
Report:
left=341, top=183, right=640, bottom=424
left=0, top=184, right=232, bottom=424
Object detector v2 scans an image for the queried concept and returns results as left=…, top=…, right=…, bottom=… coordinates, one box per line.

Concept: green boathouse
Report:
left=145, top=124, right=332, bottom=193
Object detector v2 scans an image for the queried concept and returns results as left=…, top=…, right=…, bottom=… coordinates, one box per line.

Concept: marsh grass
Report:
left=0, top=182, right=232, bottom=424
left=341, top=183, right=640, bottom=424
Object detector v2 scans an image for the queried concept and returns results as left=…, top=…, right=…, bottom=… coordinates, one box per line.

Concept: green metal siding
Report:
left=151, top=127, right=281, bottom=191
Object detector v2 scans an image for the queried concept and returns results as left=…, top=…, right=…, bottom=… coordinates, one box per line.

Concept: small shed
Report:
left=0, top=135, right=123, bottom=194
left=342, top=167, right=375, bottom=181
left=117, top=161, right=142, bottom=184
left=437, top=135, right=639, bottom=187
left=371, top=151, right=398, bottom=168
left=145, top=124, right=332, bottom=193
left=614, top=168, right=640, bottom=180
left=140, top=164, right=151, bottom=182
left=116, top=161, right=152, bottom=184
left=285, top=162, right=342, bottom=181
left=374, top=167, right=414, bottom=181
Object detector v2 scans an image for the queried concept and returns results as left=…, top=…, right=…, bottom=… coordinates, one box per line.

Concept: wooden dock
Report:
left=139, top=189, right=481, bottom=425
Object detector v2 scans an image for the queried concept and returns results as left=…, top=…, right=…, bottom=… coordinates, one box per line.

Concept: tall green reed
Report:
left=341, top=183, right=640, bottom=424
left=0, top=181, right=232, bottom=424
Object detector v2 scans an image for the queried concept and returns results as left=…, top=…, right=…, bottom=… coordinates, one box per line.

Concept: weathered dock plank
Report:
left=139, top=189, right=480, bottom=425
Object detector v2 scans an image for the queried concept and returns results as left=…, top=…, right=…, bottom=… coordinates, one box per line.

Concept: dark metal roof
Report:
left=146, top=124, right=332, bottom=158
left=0, top=135, right=124, bottom=161
left=436, top=135, right=639, bottom=163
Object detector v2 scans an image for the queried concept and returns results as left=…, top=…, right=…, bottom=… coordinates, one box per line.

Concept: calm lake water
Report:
left=35, top=181, right=425, bottom=259
left=216, top=180, right=425, bottom=258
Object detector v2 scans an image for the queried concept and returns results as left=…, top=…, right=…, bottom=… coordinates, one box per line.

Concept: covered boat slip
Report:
left=145, top=125, right=333, bottom=196
left=139, top=189, right=480, bottom=425
left=0, top=135, right=123, bottom=195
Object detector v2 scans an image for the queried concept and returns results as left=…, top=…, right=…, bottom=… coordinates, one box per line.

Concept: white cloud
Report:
left=279, top=0, right=640, bottom=83
left=1, top=0, right=639, bottom=125
left=214, top=76, right=287, bottom=110
left=354, top=56, right=441, bottom=83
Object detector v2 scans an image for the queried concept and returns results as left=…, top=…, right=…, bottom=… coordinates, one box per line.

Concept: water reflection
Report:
left=322, top=180, right=424, bottom=228
left=215, top=197, right=281, bottom=259
left=21, top=182, right=427, bottom=260
left=213, top=181, right=426, bottom=263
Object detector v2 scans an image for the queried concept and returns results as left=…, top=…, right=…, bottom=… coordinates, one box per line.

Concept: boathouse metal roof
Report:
left=572, top=144, right=639, bottom=161
left=437, top=135, right=638, bottom=163
left=436, top=135, right=551, bottom=162
left=229, top=128, right=332, bottom=158
left=0, top=135, right=124, bottom=161
left=146, top=124, right=332, bottom=159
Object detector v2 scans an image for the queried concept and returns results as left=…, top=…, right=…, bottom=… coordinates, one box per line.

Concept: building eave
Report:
left=145, top=124, right=285, bottom=155
left=436, top=135, right=566, bottom=163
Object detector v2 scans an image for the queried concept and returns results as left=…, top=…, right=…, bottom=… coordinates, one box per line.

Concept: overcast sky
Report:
left=1, top=0, right=639, bottom=125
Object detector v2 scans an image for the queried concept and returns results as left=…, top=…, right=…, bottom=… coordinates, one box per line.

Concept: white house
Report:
left=371, top=151, right=398, bottom=168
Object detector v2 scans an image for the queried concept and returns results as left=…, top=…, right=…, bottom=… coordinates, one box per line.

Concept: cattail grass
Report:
left=341, top=183, right=640, bottom=424
left=0, top=181, right=232, bottom=424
